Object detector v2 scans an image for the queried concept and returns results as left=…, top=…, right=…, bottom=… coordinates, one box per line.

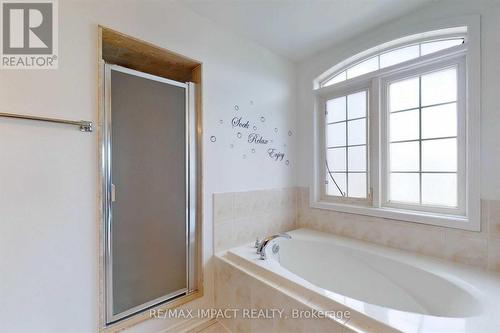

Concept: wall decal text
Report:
left=268, top=148, right=285, bottom=161
left=248, top=133, right=269, bottom=144
left=232, top=117, right=250, bottom=129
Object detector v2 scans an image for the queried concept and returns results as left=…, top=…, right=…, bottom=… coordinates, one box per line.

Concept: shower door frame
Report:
left=101, top=63, right=198, bottom=324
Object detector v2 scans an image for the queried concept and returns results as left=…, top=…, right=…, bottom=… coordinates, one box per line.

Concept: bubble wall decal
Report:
left=212, top=104, right=292, bottom=166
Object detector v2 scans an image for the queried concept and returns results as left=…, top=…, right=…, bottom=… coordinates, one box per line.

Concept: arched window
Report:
left=312, top=26, right=480, bottom=231
left=320, top=37, right=464, bottom=88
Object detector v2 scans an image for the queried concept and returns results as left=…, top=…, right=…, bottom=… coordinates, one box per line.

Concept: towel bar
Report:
left=0, top=112, right=93, bottom=132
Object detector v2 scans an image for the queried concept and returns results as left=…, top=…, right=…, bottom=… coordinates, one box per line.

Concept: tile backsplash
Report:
left=213, top=186, right=500, bottom=272
left=298, top=187, right=500, bottom=272
left=213, top=188, right=298, bottom=252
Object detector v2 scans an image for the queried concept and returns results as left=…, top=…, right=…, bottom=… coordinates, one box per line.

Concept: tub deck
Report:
left=219, top=228, right=500, bottom=333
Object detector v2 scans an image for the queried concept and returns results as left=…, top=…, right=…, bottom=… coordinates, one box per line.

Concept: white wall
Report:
left=296, top=0, right=500, bottom=201
left=0, top=1, right=296, bottom=332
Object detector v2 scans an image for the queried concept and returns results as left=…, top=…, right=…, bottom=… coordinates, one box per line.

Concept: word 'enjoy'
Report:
left=268, top=148, right=285, bottom=161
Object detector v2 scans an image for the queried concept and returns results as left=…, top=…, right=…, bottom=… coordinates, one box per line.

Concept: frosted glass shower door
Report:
left=104, top=64, right=191, bottom=323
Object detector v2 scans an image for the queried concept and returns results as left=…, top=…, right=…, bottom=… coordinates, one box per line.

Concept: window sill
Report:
left=310, top=200, right=479, bottom=231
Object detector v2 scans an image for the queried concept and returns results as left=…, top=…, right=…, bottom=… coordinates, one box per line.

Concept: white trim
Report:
left=370, top=78, right=381, bottom=208
left=311, top=19, right=481, bottom=231
left=464, top=15, right=481, bottom=233
left=310, top=200, right=474, bottom=231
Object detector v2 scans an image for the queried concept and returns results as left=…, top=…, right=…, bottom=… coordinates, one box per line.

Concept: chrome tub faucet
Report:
left=256, top=233, right=292, bottom=260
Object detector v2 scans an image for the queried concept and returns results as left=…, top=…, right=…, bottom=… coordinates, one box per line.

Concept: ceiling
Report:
left=182, top=0, right=432, bottom=61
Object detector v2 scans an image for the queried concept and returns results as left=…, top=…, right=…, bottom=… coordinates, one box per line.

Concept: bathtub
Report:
left=220, top=228, right=500, bottom=332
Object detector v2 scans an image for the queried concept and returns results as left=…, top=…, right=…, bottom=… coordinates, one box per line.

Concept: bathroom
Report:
left=1, top=0, right=500, bottom=332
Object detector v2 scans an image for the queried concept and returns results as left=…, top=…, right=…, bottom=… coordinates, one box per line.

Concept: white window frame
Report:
left=312, top=25, right=480, bottom=231
left=320, top=81, right=371, bottom=205
left=380, top=56, right=466, bottom=216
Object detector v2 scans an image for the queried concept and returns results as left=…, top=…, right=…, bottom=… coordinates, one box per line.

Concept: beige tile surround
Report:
left=213, top=187, right=500, bottom=272
left=214, top=256, right=354, bottom=333
left=297, top=187, right=500, bottom=272
left=213, top=188, right=298, bottom=253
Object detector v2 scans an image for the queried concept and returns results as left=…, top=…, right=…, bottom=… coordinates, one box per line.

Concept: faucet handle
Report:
left=254, top=237, right=261, bottom=249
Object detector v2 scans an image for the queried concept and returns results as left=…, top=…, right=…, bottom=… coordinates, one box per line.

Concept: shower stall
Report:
left=101, top=64, right=198, bottom=324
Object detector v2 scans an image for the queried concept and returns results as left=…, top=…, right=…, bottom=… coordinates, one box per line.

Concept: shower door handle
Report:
left=111, top=184, right=116, bottom=202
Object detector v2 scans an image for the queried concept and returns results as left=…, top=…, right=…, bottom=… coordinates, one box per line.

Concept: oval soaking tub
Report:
left=276, top=237, right=480, bottom=317
left=221, top=228, right=500, bottom=333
